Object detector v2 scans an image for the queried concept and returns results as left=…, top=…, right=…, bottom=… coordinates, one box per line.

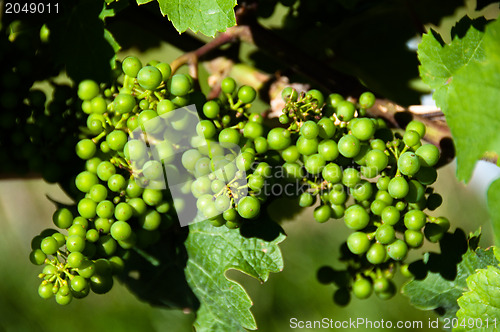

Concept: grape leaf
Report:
left=185, top=218, right=285, bottom=331
left=455, top=266, right=500, bottom=332
left=488, top=179, right=500, bottom=246
left=418, top=17, right=500, bottom=182
left=417, top=16, right=486, bottom=111
left=402, top=230, right=498, bottom=320
left=147, top=0, right=237, bottom=37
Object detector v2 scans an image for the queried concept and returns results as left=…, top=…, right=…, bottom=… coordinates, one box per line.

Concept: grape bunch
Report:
left=28, top=55, right=270, bottom=304
left=270, top=88, right=447, bottom=302
left=28, top=52, right=449, bottom=307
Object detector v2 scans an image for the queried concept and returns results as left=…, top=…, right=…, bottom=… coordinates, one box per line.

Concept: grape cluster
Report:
left=271, top=88, right=447, bottom=302
left=28, top=52, right=449, bottom=306
left=29, top=55, right=268, bottom=304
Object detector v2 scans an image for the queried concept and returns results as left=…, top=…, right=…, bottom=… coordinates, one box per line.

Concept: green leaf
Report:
left=151, top=0, right=237, bottom=37
left=418, top=17, right=500, bottom=182
left=455, top=265, right=500, bottom=332
left=417, top=16, right=486, bottom=110
left=403, top=230, right=499, bottom=320
left=185, top=218, right=285, bottom=331
left=488, top=179, right=500, bottom=246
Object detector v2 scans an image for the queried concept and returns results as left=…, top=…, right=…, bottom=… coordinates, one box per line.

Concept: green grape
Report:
left=296, top=136, right=318, bottom=156
left=365, top=149, right=388, bottom=174
left=155, top=62, right=171, bottom=81
left=344, top=204, right=370, bottom=230
left=317, top=117, right=336, bottom=139
left=313, top=204, right=331, bottom=223
left=55, top=291, right=73, bottom=305
left=75, top=171, right=99, bottom=193
left=267, top=127, right=291, bottom=150
left=156, top=99, right=175, bottom=117
left=336, top=101, right=355, bottom=121
left=322, top=163, right=342, bottom=183
left=404, top=209, right=426, bottom=230
left=406, top=120, right=426, bottom=138
left=67, top=251, right=85, bottom=268
left=403, top=130, right=420, bottom=147
left=405, top=229, right=424, bottom=248
left=236, top=152, right=254, bottom=171
left=342, top=168, right=360, bottom=188
left=318, top=140, right=339, bottom=161
left=281, top=86, right=298, bottom=101
left=248, top=174, right=265, bottom=191
left=114, top=202, right=133, bottom=221
left=370, top=139, right=386, bottom=151
left=68, top=224, right=86, bottom=238
left=106, top=130, right=127, bottom=151
left=352, top=277, right=372, bottom=299
left=306, top=89, right=324, bottom=105
left=122, top=56, right=142, bottom=77
left=96, top=200, right=114, bottom=219
left=196, top=120, right=216, bottom=139
left=77, top=80, right=100, bottom=101
left=168, top=74, right=191, bottom=96
left=375, top=190, right=393, bottom=205
left=327, top=93, right=344, bottom=108
left=300, top=121, right=319, bottom=139
left=138, top=210, right=161, bottom=231
left=346, top=232, right=371, bottom=254
left=376, top=176, right=390, bottom=191
left=387, top=239, right=408, bottom=260
left=52, top=208, right=73, bottom=229
left=366, top=243, right=387, bottom=265
left=76, top=139, right=96, bottom=160
left=304, top=154, right=325, bottom=175
left=351, top=180, right=373, bottom=201
left=397, top=152, right=420, bottom=176
left=66, top=235, right=85, bottom=252
left=415, top=144, right=439, bottom=167
left=375, top=224, right=395, bottom=244
left=388, top=176, right=409, bottom=199
left=89, top=184, right=108, bottom=202
left=237, top=85, right=257, bottom=104
left=202, top=100, right=220, bottom=119
left=73, top=217, right=89, bottom=229
left=108, top=174, right=127, bottom=192
left=358, top=91, right=375, bottom=109
left=351, top=118, right=376, bottom=141
left=370, top=199, right=387, bottom=216
left=221, top=77, right=236, bottom=94
left=110, top=220, right=132, bottom=241
left=29, top=249, right=46, bottom=265
left=329, top=187, right=347, bottom=205
left=299, top=192, right=315, bottom=207
left=90, top=96, right=107, bottom=114
left=237, top=196, right=260, bottom=219
left=142, top=188, right=163, bottom=206
left=124, top=140, right=147, bottom=162
left=78, top=198, right=97, bottom=219
left=381, top=206, right=400, bottom=226
left=243, top=121, right=264, bottom=139
left=39, top=282, right=54, bottom=299
left=113, top=94, right=136, bottom=114
left=338, top=134, right=360, bottom=158
left=97, top=161, right=116, bottom=181
left=254, top=137, right=268, bottom=154
left=219, top=128, right=240, bottom=146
